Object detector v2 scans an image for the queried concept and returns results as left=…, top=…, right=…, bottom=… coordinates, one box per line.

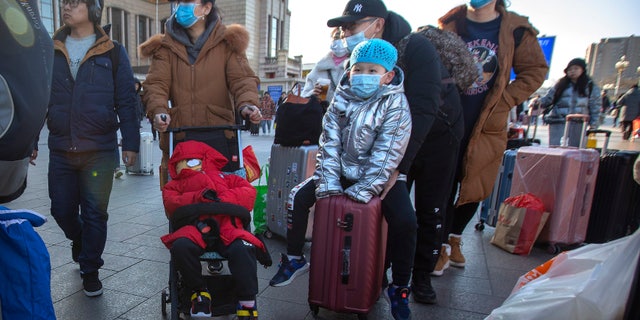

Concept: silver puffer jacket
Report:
left=314, top=67, right=412, bottom=203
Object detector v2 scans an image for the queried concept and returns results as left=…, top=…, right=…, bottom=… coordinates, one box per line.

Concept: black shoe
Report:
left=81, top=271, right=103, bottom=297
left=411, top=272, right=437, bottom=304
left=71, top=238, right=82, bottom=263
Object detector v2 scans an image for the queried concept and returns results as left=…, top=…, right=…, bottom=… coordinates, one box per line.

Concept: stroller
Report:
left=159, top=125, right=271, bottom=319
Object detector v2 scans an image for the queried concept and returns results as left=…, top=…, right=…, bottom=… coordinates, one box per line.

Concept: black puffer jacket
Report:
left=384, top=12, right=463, bottom=173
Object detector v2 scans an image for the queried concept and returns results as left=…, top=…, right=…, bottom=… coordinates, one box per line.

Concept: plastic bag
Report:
left=252, top=164, right=268, bottom=234
left=243, top=145, right=260, bottom=183
left=487, top=228, right=640, bottom=320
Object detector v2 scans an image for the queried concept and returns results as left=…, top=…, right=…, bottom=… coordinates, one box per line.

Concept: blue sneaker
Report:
left=387, top=285, right=412, bottom=320
left=269, top=253, right=309, bottom=287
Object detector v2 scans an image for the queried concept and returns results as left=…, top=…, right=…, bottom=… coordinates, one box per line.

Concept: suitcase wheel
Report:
left=309, top=304, right=319, bottom=316
left=161, top=288, right=169, bottom=316
left=547, top=243, right=562, bottom=255
left=264, top=229, right=273, bottom=239
left=475, top=220, right=485, bottom=231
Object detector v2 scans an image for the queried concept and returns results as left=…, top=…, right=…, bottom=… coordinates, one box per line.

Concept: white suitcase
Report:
left=126, top=131, right=154, bottom=175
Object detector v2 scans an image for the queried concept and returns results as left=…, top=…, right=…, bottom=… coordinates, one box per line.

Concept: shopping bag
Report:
left=242, top=145, right=260, bottom=183
left=274, top=82, right=323, bottom=146
left=487, top=229, right=640, bottom=320
left=490, top=193, right=549, bottom=255
left=252, top=164, right=268, bottom=234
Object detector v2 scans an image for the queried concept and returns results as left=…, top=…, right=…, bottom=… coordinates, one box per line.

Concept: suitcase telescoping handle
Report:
left=586, top=129, right=612, bottom=156
left=562, top=114, right=590, bottom=148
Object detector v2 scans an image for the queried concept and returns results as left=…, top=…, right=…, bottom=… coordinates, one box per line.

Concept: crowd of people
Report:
left=2, top=0, right=639, bottom=320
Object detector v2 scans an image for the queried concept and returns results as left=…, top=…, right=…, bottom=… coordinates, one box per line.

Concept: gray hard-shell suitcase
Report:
left=265, top=144, right=317, bottom=239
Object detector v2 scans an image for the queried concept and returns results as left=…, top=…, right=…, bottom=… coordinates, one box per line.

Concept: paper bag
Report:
left=491, top=193, right=549, bottom=255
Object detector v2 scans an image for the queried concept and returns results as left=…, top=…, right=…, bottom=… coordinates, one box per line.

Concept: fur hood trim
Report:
left=138, top=23, right=250, bottom=59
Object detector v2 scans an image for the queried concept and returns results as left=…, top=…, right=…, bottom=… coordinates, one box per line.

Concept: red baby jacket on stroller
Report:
left=160, top=140, right=264, bottom=251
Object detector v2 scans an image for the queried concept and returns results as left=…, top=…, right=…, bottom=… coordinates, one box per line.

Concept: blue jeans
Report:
left=260, top=120, right=272, bottom=134
left=48, top=150, right=115, bottom=274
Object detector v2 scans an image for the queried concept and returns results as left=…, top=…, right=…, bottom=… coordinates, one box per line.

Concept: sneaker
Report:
left=190, top=291, right=212, bottom=318
left=411, top=272, right=436, bottom=304
left=449, top=234, right=466, bottom=267
left=387, top=285, right=412, bottom=320
left=236, top=303, right=258, bottom=320
left=114, top=170, right=124, bottom=179
left=81, top=271, right=103, bottom=297
left=430, top=244, right=450, bottom=276
left=269, top=253, right=309, bottom=287
left=71, top=238, right=82, bottom=263
left=206, top=261, right=224, bottom=275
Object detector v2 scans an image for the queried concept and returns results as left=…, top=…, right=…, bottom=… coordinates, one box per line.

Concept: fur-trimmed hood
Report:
left=138, top=22, right=250, bottom=59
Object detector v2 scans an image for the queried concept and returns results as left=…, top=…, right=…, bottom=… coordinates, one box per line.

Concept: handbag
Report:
left=490, top=193, right=550, bottom=255
left=274, top=82, right=324, bottom=146
left=252, top=164, right=268, bottom=234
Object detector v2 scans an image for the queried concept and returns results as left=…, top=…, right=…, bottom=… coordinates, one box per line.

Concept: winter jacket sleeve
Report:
left=587, top=83, right=602, bottom=127
left=114, top=44, right=141, bottom=153
left=315, top=105, right=345, bottom=198
left=226, top=48, right=260, bottom=109
left=162, top=180, right=208, bottom=217
left=344, top=94, right=412, bottom=203
left=504, top=27, right=548, bottom=110
left=396, top=34, right=442, bottom=174
left=142, top=44, right=171, bottom=119
left=216, top=174, right=257, bottom=212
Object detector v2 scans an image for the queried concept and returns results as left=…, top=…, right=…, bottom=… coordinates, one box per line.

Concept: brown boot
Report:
left=430, top=244, right=450, bottom=276
left=449, top=234, right=466, bottom=267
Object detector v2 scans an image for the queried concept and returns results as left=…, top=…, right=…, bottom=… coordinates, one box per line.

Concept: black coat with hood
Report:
left=383, top=12, right=463, bottom=173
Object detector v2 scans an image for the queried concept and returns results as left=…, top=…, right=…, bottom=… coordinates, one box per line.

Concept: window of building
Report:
left=109, top=7, right=129, bottom=47
left=40, top=0, right=55, bottom=36
left=137, top=15, right=151, bottom=44
left=268, top=15, right=279, bottom=57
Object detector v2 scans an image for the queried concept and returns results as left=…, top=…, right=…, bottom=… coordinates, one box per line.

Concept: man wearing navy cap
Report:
left=328, top=0, right=465, bottom=311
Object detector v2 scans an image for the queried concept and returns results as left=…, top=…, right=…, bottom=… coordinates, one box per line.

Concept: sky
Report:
left=287, top=0, right=640, bottom=85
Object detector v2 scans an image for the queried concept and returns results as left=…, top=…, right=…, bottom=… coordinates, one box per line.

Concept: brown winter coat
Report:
left=439, top=5, right=548, bottom=206
left=139, top=22, right=259, bottom=155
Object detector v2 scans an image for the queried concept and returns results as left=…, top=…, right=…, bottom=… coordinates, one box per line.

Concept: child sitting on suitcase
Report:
left=269, top=39, right=417, bottom=320
left=160, top=140, right=270, bottom=319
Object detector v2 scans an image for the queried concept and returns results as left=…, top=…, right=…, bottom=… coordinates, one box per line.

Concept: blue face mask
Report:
left=344, top=31, right=367, bottom=53
left=350, top=74, right=382, bottom=99
left=469, top=0, right=493, bottom=9
left=175, top=3, right=201, bottom=29
left=330, top=39, right=348, bottom=58
left=342, top=18, right=377, bottom=52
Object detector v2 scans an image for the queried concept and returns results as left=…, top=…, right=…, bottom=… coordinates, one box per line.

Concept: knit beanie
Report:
left=350, top=39, right=398, bottom=72
left=564, top=58, right=587, bottom=73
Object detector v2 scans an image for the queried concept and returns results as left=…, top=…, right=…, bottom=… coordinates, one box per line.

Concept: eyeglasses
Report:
left=60, top=0, right=83, bottom=8
left=339, top=17, right=378, bottom=33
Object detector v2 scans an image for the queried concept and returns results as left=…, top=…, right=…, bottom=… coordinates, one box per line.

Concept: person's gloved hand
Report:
left=202, top=189, right=220, bottom=202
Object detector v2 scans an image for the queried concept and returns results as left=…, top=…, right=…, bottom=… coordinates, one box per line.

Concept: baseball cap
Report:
left=327, top=0, right=388, bottom=27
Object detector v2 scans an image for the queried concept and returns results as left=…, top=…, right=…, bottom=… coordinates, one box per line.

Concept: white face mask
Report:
left=330, top=39, right=348, bottom=57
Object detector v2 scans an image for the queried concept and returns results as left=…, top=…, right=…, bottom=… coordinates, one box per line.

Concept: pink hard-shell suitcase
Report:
left=308, top=195, right=387, bottom=317
left=509, top=145, right=599, bottom=253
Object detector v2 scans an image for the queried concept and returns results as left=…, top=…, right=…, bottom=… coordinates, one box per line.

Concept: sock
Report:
left=287, top=255, right=302, bottom=261
left=449, top=233, right=462, bottom=239
left=238, top=300, right=255, bottom=308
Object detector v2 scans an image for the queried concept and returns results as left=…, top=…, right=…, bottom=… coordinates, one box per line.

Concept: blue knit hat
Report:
left=350, top=39, right=397, bottom=72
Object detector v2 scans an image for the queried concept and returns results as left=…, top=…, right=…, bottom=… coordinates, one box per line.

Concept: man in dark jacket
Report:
left=326, top=0, right=464, bottom=316
left=47, top=0, right=140, bottom=297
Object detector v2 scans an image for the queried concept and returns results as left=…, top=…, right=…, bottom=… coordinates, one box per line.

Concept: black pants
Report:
left=407, top=117, right=462, bottom=274
left=287, top=178, right=417, bottom=286
left=621, top=120, right=634, bottom=140
left=171, top=238, right=258, bottom=300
